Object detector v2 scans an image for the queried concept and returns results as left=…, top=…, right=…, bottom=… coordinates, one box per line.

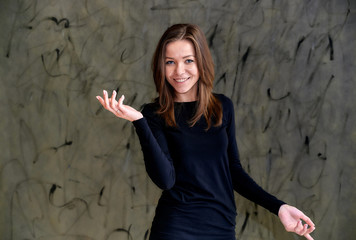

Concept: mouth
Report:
left=174, top=77, right=190, bottom=83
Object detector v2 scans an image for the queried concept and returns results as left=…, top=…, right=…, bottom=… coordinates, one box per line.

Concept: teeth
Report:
left=175, top=77, right=189, bottom=83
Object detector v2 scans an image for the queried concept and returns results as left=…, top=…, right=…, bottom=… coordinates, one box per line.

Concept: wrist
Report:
left=278, top=204, right=288, bottom=217
left=131, top=112, right=143, bottom=122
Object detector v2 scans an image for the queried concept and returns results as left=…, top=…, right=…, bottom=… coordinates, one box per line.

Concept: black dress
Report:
left=133, top=94, right=285, bottom=240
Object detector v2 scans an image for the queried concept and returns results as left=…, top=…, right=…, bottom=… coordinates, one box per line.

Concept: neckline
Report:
left=174, top=101, right=197, bottom=104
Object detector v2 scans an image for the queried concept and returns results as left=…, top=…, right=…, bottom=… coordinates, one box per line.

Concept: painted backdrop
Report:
left=1, top=0, right=355, bottom=239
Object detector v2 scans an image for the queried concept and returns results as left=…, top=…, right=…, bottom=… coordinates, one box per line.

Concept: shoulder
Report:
left=214, top=93, right=234, bottom=111
left=140, top=101, right=164, bottom=125
left=213, top=93, right=235, bottom=126
left=141, top=101, right=159, bottom=116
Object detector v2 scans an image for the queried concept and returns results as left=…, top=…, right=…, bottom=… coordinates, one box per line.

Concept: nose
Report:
left=175, top=62, right=185, bottom=75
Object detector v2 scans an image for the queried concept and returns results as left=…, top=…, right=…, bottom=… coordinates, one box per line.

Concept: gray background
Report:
left=0, top=0, right=355, bottom=239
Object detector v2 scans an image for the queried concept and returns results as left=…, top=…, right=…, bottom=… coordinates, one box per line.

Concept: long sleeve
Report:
left=132, top=104, right=175, bottom=190
left=225, top=97, right=285, bottom=215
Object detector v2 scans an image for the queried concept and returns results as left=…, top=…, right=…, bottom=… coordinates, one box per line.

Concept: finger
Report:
left=118, top=95, right=125, bottom=109
left=103, top=90, right=110, bottom=108
left=96, top=96, right=104, bottom=105
left=304, top=233, right=314, bottom=240
left=301, top=215, right=315, bottom=228
left=294, top=220, right=303, bottom=234
left=305, top=225, right=316, bottom=235
left=299, top=224, right=309, bottom=236
left=111, top=90, right=117, bottom=108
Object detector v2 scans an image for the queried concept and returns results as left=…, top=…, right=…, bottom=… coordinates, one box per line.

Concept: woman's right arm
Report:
left=96, top=90, right=175, bottom=190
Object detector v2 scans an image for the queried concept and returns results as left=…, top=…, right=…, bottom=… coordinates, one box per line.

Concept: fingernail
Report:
left=104, top=90, right=107, bottom=95
left=96, top=96, right=99, bottom=99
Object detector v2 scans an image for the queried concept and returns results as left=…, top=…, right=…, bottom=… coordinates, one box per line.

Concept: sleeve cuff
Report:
left=132, top=117, right=147, bottom=128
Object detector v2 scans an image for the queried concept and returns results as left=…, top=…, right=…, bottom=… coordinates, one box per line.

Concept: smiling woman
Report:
left=151, top=24, right=222, bottom=129
left=96, top=23, right=315, bottom=240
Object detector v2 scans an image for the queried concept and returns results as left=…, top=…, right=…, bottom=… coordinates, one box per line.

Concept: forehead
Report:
left=165, top=39, right=195, bottom=57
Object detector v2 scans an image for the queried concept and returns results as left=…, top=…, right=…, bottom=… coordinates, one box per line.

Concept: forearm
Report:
left=230, top=164, right=285, bottom=215
left=133, top=117, right=175, bottom=190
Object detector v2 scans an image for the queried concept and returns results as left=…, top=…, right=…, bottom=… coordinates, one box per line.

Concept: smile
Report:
left=174, top=77, right=190, bottom=83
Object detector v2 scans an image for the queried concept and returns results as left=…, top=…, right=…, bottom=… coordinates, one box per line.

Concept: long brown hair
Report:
left=151, top=23, right=222, bottom=129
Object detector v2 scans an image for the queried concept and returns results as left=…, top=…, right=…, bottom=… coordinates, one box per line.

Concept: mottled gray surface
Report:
left=0, top=0, right=355, bottom=239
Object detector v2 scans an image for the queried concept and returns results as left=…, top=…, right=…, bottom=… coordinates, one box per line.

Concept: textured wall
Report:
left=0, top=0, right=355, bottom=239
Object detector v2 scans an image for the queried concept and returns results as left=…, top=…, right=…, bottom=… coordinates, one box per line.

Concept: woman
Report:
left=96, top=24, right=315, bottom=240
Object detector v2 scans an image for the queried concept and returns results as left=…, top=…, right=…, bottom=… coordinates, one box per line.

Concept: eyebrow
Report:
left=165, top=55, right=195, bottom=59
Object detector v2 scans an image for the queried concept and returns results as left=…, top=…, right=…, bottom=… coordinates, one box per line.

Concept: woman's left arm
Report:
left=224, top=96, right=315, bottom=239
left=225, top=97, right=285, bottom=215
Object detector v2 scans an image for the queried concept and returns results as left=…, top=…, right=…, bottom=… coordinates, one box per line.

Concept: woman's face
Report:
left=165, top=39, right=199, bottom=102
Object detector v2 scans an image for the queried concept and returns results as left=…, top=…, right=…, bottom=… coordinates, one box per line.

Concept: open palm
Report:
left=96, top=90, right=143, bottom=122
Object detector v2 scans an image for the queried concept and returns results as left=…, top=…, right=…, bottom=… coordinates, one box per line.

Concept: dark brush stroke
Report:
left=263, top=116, right=272, bottom=133
left=267, top=148, right=272, bottom=174
left=144, top=229, right=150, bottom=240
left=106, top=226, right=133, bottom=240
left=317, top=153, right=327, bottom=160
left=95, top=105, right=104, bottom=115
left=98, top=186, right=106, bottom=206
left=49, top=183, right=90, bottom=213
left=238, top=211, right=250, bottom=236
left=131, top=186, right=136, bottom=194
left=5, top=19, right=17, bottom=58
left=116, top=86, right=121, bottom=94
left=55, top=48, right=62, bottom=61
left=304, top=136, right=310, bottom=154
left=40, top=53, right=66, bottom=78
left=47, top=17, right=70, bottom=28
left=50, top=193, right=92, bottom=229
left=49, top=184, right=62, bottom=202
left=328, top=34, right=334, bottom=61
left=295, top=36, right=306, bottom=58
left=307, top=37, right=335, bottom=84
left=119, top=37, right=148, bottom=64
left=317, top=143, right=327, bottom=160
left=241, top=46, right=250, bottom=67
left=26, top=17, right=71, bottom=31
left=208, top=24, right=218, bottom=47
left=231, top=55, right=240, bottom=101
left=267, top=88, right=290, bottom=101
left=216, top=72, right=227, bottom=86
left=51, top=139, right=73, bottom=152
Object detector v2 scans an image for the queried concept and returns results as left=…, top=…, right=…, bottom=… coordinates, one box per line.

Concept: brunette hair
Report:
left=151, top=23, right=222, bottom=129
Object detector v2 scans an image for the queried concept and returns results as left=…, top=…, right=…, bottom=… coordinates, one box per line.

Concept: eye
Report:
left=165, top=60, right=175, bottom=65
left=185, top=59, right=194, bottom=64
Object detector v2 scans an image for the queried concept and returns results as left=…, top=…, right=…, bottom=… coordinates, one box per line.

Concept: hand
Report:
left=96, top=90, right=143, bottom=122
left=278, top=204, right=316, bottom=240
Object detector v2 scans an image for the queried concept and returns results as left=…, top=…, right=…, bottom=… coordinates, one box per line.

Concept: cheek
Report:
left=165, top=67, right=172, bottom=79
left=191, top=67, right=199, bottom=78
left=188, top=64, right=198, bottom=75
